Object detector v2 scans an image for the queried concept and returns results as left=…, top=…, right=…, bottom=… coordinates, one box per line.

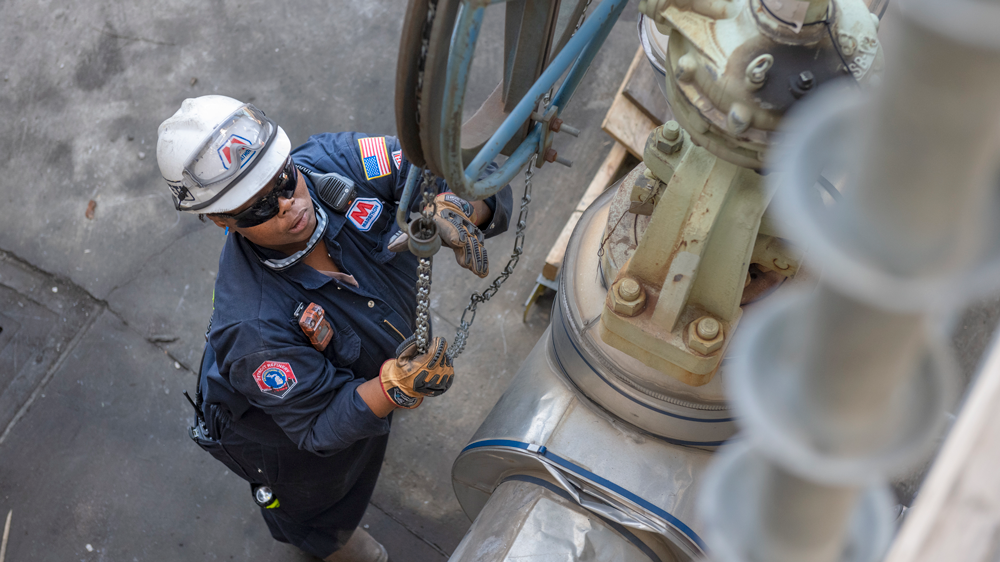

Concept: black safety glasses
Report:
left=221, top=157, right=298, bottom=228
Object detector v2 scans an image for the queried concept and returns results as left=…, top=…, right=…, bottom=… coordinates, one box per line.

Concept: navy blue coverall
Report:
left=195, top=132, right=512, bottom=558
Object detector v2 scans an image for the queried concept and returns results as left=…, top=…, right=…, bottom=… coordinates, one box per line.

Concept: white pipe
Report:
left=700, top=1, right=1000, bottom=561
left=836, top=0, right=1000, bottom=277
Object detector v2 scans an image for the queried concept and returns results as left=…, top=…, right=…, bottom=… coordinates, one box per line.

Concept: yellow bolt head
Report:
left=688, top=316, right=724, bottom=354
left=610, top=277, right=646, bottom=317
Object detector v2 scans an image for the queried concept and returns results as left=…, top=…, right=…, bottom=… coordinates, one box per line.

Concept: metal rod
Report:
left=397, top=164, right=422, bottom=231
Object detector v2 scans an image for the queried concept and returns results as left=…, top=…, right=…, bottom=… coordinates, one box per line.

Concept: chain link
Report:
left=413, top=172, right=439, bottom=354
left=414, top=0, right=439, bottom=128
left=408, top=4, right=577, bottom=360
left=572, top=0, right=593, bottom=36
left=448, top=152, right=539, bottom=360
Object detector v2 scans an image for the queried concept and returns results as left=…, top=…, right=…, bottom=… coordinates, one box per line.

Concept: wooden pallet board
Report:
left=600, top=48, right=669, bottom=159
left=883, top=338, right=1000, bottom=562
left=623, top=59, right=671, bottom=124
left=542, top=142, right=629, bottom=281
left=525, top=47, right=672, bottom=319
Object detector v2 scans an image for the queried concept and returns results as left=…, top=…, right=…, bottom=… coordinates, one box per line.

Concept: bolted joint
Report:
left=688, top=315, right=724, bottom=354
left=655, top=121, right=684, bottom=154
left=790, top=71, right=816, bottom=99
left=838, top=32, right=858, bottom=57
left=745, top=54, right=774, bottom=87
left=609, top=277, right=646, bottom=317
left=550, top=117, right=580, bottom=137
left=544, top=148, right=573, bottom=167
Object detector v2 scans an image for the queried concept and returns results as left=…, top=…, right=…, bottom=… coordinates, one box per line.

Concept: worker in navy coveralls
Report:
left=156, top=95, right=511, bottom=561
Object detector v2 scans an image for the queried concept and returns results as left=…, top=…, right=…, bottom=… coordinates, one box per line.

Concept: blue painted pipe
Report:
left=437, top=0, right=627, bottom=200
left=397, top=164, right=422, bottom=231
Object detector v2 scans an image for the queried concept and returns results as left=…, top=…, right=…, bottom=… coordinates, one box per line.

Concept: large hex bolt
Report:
left=656, top=121, right=684, bottom=154
left=688, top=315, right=725, bottom=354
left=610, top=277, right=647, bottom=317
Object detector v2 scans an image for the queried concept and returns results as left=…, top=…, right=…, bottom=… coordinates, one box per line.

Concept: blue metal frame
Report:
left=437, top=0, right=629, bottom=201
left=396, top=164, right=421, bottom=230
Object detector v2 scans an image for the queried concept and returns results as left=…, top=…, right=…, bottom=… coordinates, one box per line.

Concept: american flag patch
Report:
left=358, top=137, right=392, bottom=180
left=392, top=150, right=402, bottom=170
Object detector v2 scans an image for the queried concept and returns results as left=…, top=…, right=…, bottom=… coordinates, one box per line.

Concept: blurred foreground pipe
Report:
left=699, top=1, right=1000, bottom=561
left=883, top=329, right=1000, bottom=562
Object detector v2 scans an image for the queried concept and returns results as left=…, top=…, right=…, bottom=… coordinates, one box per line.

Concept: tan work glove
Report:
left=379, top=336, right=455, bottom=409
left=389, top=193, right=489, bottom=278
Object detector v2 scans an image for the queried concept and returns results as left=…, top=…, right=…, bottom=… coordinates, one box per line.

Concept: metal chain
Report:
left=410, top=0, right=443, bottom=354
left=414, top=0, right=439, bottom=127
left=573, top=0, right=593, bottom=36
left=410, top=1, right=577, bottom=360
left=413, top=171, right=438, bottom=354
left=414, top=257, right=432, bottom=353
left=448, top=152, right=539, bottom=360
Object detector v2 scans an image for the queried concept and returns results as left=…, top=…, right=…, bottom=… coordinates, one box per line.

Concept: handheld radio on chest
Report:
left=296, top=165, right=356, bottom=213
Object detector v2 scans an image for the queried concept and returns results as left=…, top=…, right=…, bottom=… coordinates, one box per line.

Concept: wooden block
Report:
left=577, top=142, right=629, bottom=212
left=602, top=48, right=659, bottom=159
left=883, top=338, right=1000, bottom=562
left=538, top=48, right=650, bottom=284
left=623, top=59, right=672, bottom=124
left=542, top=142, right=629, bottom=281
left=544, top=211, right=583, bottom=281
left=601, top=93, right=658, bottom=159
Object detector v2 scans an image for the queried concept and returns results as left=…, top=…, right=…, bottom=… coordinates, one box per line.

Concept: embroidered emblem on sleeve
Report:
left=358, top=137, right=392, bottom=180
left=252, top=361, right=298, bottom=399
left=347, top=197, right=384, bottom=231
left=391, top=150, right=402, bottom=170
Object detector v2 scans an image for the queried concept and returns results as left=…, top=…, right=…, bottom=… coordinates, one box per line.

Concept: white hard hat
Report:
left=156, top=95, right=291, bottom=214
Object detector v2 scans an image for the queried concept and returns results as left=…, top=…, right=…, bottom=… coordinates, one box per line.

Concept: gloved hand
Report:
left=379, top=335, right=455, bottom=409
left=389, top=193, right=489, bottom=278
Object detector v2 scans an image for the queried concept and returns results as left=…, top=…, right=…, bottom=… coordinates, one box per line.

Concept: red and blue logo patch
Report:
left=252, top=361, right=297, bottom=399
left=218, top=134, right=256, bottom=170
left=347, top=198, right=383, bottom=231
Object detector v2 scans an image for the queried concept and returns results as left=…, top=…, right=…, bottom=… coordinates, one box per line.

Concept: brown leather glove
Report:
left=434, top=193, right=488, bottom=277
left=379, top=336, right=455, bottom=409
left=389, top=193, right=489, bottom=278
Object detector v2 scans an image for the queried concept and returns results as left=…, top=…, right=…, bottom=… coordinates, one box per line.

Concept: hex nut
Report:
left=688, top=316, right=724, bottom=354
left=656, top=121, right=684, bottom=154
left=610, top=277, right=646, bottom=317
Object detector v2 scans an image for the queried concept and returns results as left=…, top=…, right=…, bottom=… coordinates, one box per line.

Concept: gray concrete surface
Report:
left=0, top=0, right=642, bottom=560
left=3, top=1, right=1000, bottom=561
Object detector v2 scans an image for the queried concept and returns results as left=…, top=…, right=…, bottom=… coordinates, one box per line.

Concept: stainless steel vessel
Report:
left=450, top=185, right=717, bottom=561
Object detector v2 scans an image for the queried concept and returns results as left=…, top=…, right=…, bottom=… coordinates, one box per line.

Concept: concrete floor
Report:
left=3, top=1, right=1000, bottom=561
left=0, top=1, right=643, bottom=560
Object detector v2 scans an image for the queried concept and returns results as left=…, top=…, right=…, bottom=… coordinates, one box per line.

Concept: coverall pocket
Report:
left=329, top=325, right=361, bottom=367
left=190, top=427, right=252, bottom=482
